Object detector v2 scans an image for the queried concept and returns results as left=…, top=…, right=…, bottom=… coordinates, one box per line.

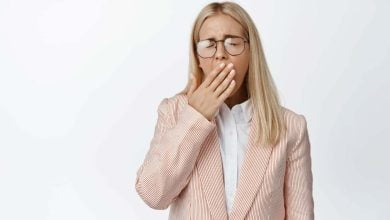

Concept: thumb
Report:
left=188, top=73, right=197, bottom=96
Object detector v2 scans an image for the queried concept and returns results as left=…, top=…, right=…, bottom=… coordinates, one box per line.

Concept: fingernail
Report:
left=220, top=63, right=225, bottom=68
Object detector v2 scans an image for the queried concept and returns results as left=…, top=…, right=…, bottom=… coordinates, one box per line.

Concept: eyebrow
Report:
left=200, top=34, right=244, bottom=41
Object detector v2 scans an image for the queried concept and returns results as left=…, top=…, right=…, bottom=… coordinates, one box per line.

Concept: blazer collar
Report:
left=179, top=94, right=273, bottom=220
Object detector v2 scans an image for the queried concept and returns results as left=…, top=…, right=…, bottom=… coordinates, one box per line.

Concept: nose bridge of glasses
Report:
left=214, top=40, right=228, bottom=55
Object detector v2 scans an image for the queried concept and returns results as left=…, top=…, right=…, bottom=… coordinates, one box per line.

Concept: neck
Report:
left=224, top=83, right=248, bottom=109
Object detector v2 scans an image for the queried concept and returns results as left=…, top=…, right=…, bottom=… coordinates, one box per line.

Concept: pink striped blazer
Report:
left=135, top=94, right=314, bottom=220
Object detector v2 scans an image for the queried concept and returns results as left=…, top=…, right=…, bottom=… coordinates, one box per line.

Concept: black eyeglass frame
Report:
left=196, top=36, right=249, bottom=58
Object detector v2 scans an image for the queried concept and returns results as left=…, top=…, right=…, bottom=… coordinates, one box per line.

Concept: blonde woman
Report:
left=135, top=1, right=314, bottom=219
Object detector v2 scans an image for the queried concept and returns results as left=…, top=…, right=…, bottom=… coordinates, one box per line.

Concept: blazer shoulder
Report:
left=280, top=105, right=308, bottom=138
left=156, top=93, right=189, bottom=117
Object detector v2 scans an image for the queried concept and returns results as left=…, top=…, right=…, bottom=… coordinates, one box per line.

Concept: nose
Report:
left=214, top=41, right=228, bottom=60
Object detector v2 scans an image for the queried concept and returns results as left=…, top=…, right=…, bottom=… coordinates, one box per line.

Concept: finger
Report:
left=214, top=69, right=235, bottom=97
left=209, top=63, right=234, bottom=92
left=201, top=62, right=227, bottom=88
left=218, top=79, right=236, bottom=101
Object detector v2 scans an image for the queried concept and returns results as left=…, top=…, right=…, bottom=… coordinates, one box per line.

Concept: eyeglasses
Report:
left=196, top=36, right=249, bottom=58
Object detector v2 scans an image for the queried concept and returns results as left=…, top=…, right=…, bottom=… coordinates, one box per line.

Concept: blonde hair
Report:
left=176, top=1, right=286, bottom=147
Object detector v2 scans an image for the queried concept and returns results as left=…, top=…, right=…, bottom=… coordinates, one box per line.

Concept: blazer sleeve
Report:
left=135, top=98, right=216, bottom=210
left=284, top=115, right=315, bottom=220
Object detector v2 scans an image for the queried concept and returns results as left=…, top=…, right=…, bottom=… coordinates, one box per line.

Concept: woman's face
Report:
left=197, top=13, right=250, bottom=96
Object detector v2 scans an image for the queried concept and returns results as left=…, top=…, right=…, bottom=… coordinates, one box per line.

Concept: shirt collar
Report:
left=217, top=98, right=253, bottom=123
left=239, top=98, right=253, bottom=123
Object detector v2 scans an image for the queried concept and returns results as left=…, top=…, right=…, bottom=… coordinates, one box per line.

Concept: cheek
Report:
left=199, top=60, right=215, bottom=77
left=232, top=59, right=249, bottom=81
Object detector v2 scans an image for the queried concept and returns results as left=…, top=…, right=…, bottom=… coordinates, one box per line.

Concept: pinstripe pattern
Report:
left=135, top=94, right=314, bottom=220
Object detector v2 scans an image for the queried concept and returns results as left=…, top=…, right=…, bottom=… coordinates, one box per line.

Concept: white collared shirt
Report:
left=215, top=98, right=253, bottom=214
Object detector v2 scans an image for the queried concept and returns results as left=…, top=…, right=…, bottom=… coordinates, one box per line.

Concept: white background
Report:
left=0, top=0, right=389, bottom=219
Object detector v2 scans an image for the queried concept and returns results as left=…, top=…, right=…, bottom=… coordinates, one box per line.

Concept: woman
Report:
left=135, top=1, right=314, bottom=219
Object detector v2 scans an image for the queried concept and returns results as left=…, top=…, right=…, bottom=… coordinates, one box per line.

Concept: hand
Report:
left=187, top=63, right=236, bottom=121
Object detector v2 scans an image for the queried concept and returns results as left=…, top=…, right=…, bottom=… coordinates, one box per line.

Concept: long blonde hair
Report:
left=176, top=1, right=286, bottom=147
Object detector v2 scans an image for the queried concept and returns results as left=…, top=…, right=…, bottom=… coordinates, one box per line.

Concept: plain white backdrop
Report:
left=0, top=0, right=389, bottom=219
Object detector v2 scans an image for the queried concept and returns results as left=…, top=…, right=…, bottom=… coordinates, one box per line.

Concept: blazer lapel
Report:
left=196, top=117, right=228, bottom=220
left=179, top=94, right=273, bottom=219
left=228, top=110, right=274, bottom=219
